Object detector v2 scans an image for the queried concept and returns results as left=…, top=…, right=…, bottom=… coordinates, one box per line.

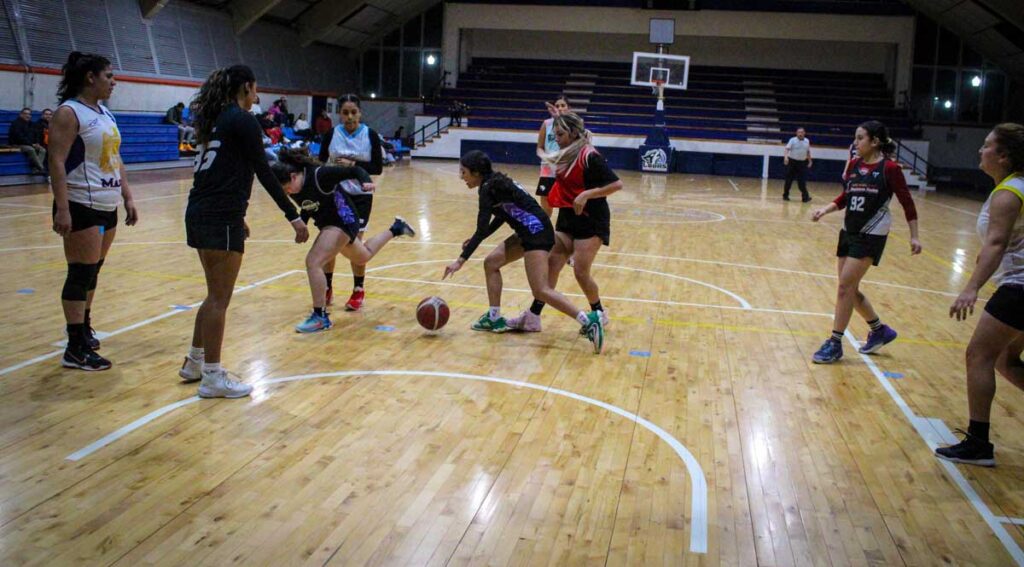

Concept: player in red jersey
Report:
left=810, top=120, right=922, bottom=363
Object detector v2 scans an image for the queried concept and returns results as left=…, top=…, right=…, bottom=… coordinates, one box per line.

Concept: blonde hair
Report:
left=540, top=112, right=593, bottom=175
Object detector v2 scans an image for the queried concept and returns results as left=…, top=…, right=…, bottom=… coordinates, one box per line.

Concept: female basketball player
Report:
left=507, top=112, right=621, bottom=333
left=178, top=65, right=309, bottom=399
left=935, top=123, right=1024, bottom=466
left=318, top=94, right=384, bottom=312
left=271, top=148, right=416, bottom=333
left=443, top=150, right=604, bottom=353
left=809, top=120, right=921, bottom=364
left=535, top=95, right=570, bottom=215
left=49, top=52, right=138, bottom=371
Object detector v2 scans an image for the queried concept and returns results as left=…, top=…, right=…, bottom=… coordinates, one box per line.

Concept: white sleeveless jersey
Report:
left=59, top=99, right=123, bottom=211
left=539, top=118, right=559, bottom=177
left=978, top=173, right=1024, bottom=287
left=328, top=123, right=372, bottom=196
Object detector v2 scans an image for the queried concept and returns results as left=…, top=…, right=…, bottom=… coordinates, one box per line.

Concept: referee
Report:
left=783, top=127, right=812, bottom=202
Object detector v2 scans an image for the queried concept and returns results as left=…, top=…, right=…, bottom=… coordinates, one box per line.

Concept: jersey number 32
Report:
left=193, top=141, right=221, bottom=173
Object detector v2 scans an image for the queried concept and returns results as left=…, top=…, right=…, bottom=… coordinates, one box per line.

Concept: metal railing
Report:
left=412, top=116, right=451, bottom=148
left=894, top=138, right=930, bottom=181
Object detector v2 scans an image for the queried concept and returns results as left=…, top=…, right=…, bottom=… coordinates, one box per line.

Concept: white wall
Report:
left=360, top=100, right=424, bottom=137
left=0, top=70, right=310, bottom=117
left=443, top=3, right=915, bottom=102
left=468, top=30, right=892, bottom=74
left=922, top=125, right=989, bottom=169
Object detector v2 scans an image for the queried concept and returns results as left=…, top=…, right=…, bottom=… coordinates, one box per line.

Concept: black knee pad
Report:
left=62, top=263, right=98, bottom=301
left=89, top=258, right=105, bottom=292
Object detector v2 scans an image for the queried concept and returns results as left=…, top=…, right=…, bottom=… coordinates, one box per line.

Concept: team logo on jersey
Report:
left=300, top=199, right=320, bottom=213
left=859, top=168, right=869, bottom=176
left=641, top=148, right=669, bottom=172
left=872, top=171, right=880, bottom=178
left=99, top=131, right=122, bottom=173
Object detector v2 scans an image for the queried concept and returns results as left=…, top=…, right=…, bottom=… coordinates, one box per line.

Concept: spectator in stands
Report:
left=393, top=126, right=404, bottom=139
left=314, top=109, right=333, bottom=140
left=9, top=107, right=46, bottom=174
left=293, top=112, right=313, bottom=140
left=33, top=108, right=52, bottom=149
left=449, top=101, right=463, bottom=127
left=783, top=127, right=812, bottom=202
left=165, top=102, right=195, bottom=149
left=250, top=95, right=262, bottom=115
left=279, top=98, right=290, bottom=125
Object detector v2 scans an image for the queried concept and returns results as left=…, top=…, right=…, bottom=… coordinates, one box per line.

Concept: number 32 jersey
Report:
left=834, top=158, right=917, bottom=236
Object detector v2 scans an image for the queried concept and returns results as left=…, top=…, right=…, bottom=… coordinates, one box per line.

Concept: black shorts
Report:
left=836, top=229, right=887, bottom=266
left=536, top=177, right=556, bottom=197
left=185, top=215, right=246, bottom=253
left=503, top=229, right=555, bottom=253
left=350, top=193, right=373, bottom=232
left=555, top=199, right=610, bottom=246
left=985, top=284, right=1024, bottom=331
left=313, top=191, right=362, bottom=244
left=53, top=201, right=118, bottom=233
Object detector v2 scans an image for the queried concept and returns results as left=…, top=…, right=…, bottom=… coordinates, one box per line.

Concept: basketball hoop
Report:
left=652, top=79, right=666, bottom=103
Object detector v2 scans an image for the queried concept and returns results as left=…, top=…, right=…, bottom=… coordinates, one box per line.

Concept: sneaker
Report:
left=344, top=289, right=365, bottom=311
left=325, top=287, right=333, bottom=306
left=197, top=369, right=253, bottom=399
left=295, top=312, right=333, bottom=333
left=61, top=345, right=111, bottom=371
left=390, top=216, right=416, bottom=238
left=583, top=311, right=605, bottom=354
left=507, top=309, right=542, bottom=332
left=812, top=339, right=843, bottom=364
left=858, top=324, right=898, bottom=354
left=86, top=326, right=101, bottom=351
left=935, top=430, right=995, bottom=467
left=471, top=313, right=511, bottom=333
left=179, top=355, right=203, bottom=383
left=579, top=310, right=610, bottom=335
left=801, top=195, right=812, bottom=203
left=782, top=195, right=791, bottom=201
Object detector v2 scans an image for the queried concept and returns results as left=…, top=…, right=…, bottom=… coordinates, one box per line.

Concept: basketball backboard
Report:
left=631, top=52, right=689, bottom=90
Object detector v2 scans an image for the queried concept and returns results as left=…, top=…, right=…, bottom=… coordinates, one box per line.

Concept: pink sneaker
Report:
left=507, top=309, right=542, bottom=332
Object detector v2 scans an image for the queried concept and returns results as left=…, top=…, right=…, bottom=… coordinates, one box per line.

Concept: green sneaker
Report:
left=583, top=311, right=604, bottom=354
left=471, top=313, right=510, bottom=333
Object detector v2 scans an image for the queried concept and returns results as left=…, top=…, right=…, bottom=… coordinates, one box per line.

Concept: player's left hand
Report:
left=361, top=182, right=376, bottom=193
left=573, top=192, right=589, bottom=215
left=910, top=238, right=922, bottom=255
left=243, top=220, right=251, bottom=238
left=124, top=199, right=139, bottom=226
left=443, top=259, right=464, bottom=280
left=291, top=218, right=309, bottom=243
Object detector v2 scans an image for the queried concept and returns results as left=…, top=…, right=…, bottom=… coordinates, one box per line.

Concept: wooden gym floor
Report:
left=0, top=159, right=1021, bottom=566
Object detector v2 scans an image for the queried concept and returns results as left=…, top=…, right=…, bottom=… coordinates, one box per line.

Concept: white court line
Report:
left=0, top=210, right=48, bottom=220
left=727, top=178, right=740, bottom=192
left=918, top=198, right=979, bottom=217
left=844, top=330, right=1024, bottom=565
left=66, top=369, right=710, bottom=554
left=0, top=202, right=49, bottom=209
left=366, top=259, right=753, bottom=310
left=996, top=517, right=1024, bottom=526
left=0, top=270, right=302, bottom=378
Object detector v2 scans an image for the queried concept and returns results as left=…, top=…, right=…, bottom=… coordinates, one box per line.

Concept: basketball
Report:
left=416, top=296, right=450, bottom=330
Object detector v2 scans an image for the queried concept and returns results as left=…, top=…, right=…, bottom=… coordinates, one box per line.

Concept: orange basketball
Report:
left=416, top=296, right=450, bottom=330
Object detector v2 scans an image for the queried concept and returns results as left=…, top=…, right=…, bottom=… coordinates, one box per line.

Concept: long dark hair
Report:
left=858, top=120, right=896, bottom=158
left=190, top=65, right=257, bottom=145
left=270, top=147, right=322, bottom=183
left=338, top=94, right=361, bottom=108
left=57, top=52, right=111, bottom=103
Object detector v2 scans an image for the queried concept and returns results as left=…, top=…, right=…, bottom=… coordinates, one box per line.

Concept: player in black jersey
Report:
left=271, top=148, right=416, bottom=333
left=178, top=65, right=309, bottom=399
left=810, top=120, right=921, bottom=364
left=443, top=151, right=604, bottom=353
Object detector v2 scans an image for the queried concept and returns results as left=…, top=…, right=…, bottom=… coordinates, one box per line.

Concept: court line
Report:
left=727, top=178, right=740, bottom=192
left=918, top=198, right=980, bottom=217
left=0, top=270, right=303, bottom=378
left=996, top=517, right=1024, bottom=526
left=0, top=210, right=48, bottom=220
left=0, top=202, right=49, bottom=209
left=844, top=330, right=1024, bottom=566
left=365, top=258, right=752, bottom=310
left=65, top=369, right=710, bottom=554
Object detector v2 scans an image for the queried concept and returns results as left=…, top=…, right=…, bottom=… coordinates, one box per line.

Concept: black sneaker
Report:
left=801, top=196, right=812, bottom=203
left=61, top=345, right=112, bottom=371
left=390, top=216, right=416, bottom=238
left=935, top=429, right=995, bottom=467
left=86, top=326, right=101, bottom=350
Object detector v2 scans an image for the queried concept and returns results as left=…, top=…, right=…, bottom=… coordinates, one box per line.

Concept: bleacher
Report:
left=0, top=110, right=179, bottom=177
left=427, top=57, right=916, bottom=148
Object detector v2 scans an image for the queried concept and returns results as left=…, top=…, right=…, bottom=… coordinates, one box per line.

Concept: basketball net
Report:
left=653, top=80, right=666, bottom=112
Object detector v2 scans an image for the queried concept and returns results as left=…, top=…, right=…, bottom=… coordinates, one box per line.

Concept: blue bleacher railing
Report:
left=412, top=116, right=450, bottom=148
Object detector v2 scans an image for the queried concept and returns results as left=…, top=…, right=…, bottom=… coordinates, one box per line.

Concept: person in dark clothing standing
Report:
left=177, top=65, right=309, bottom=399
left=9, top=107, right=46, bottom=173
left=32, top=108, right=52, bottom=149
left=783, top=127, right=812, bottom=202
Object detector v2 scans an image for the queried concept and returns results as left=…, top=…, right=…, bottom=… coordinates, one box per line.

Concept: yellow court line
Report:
left=887, top=232, right=998, bottom=293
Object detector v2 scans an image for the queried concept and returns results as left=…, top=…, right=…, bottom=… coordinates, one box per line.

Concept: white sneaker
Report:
left=179, top=355, right=202, bottom=383
left=197, top=369, right=253, bottom=399
left=599, top=309, right=610, bottom=328
left=507, top=309, right=542, bottom=332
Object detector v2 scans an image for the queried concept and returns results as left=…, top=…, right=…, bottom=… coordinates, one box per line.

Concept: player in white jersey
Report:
left=936, top=123, right=1024, bottom=467
left=535, top=95, right=570, bottom=215
left=49, top=52, right=138, bottom=371
left=318, top=94, right=383, bottom=312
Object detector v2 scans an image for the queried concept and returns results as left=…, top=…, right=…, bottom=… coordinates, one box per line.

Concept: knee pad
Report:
left=62, top=263, right=98, bottom=301
left=88, top=259, right=105, bottom=292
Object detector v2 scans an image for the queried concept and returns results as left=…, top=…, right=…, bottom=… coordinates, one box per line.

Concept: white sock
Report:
left=489, top=307, right=501, bottom=321
left=202, top=362, right=222, bottom=374
left=576, top=311, right=590, bottom=325
left=189, top=346, right=205, bottom=361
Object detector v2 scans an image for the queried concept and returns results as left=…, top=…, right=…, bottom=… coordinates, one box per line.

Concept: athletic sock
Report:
left=968, top=420, right=990, bottom=443
left=354, top=276, right=365, bottom=289
left=590, top=301, right=603, bottom=312
left=66, top=323, right=86, bottom=348
left=189, top=346, right=205, bottom=360
left=488, top=306, right=501, bottom=321
left=830, top=330, right=843, bottom=343
left=576, top=311, right=590, bottom=326
left=530, top=300, right=546, bottom=315
left=202, top=362, right=222, bottom=374
left=866, top=318, right=882, bottom=332
left=324, top=272, right=334, bottom=290
left=84, top=308, right=92, bottom=329
left=313, top=307, right=326, bottom=317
